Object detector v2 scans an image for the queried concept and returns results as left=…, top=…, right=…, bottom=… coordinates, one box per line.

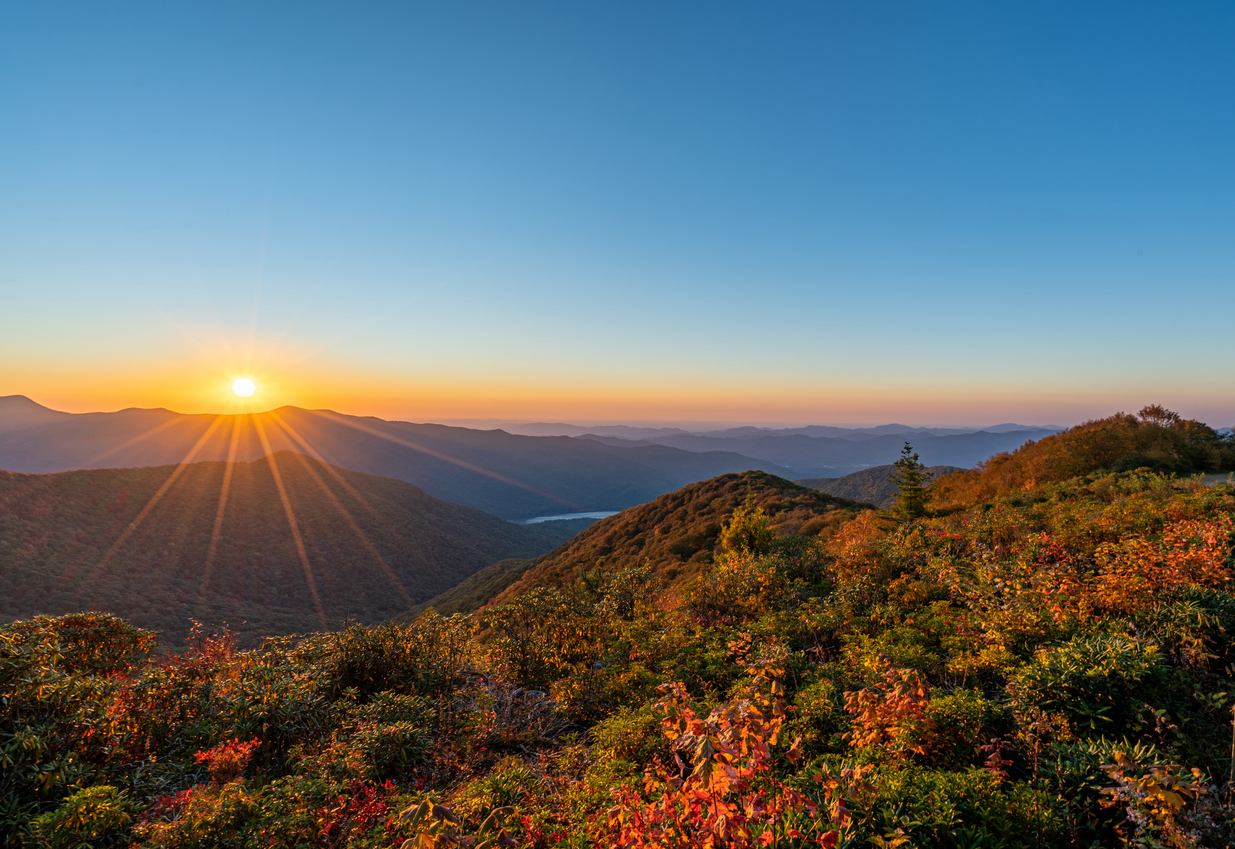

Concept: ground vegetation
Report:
left=4, top=408, right=1235, bottom=847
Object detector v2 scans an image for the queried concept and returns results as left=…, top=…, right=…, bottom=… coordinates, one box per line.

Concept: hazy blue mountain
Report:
left=0, top=398, right=791, bottom=520
left=0, top=395, right=74, bottom=433
left=503, top=422, right=690, bottom=439
left=578, top=429, right=1059, bottom=478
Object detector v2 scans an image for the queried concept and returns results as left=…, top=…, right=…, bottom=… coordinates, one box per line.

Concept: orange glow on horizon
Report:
left=8, top=347, right=1233, bottom=428
left=13, top=371, right=1234, bottom=430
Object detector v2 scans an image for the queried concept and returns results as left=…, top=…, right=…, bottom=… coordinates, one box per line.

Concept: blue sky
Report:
left=2, top=2, right=1232, bottom=426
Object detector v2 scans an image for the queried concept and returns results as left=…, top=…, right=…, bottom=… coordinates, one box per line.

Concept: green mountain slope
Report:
left=0, top=452, right=582, bottom=645
left=486, top=470, right=869, bottom=608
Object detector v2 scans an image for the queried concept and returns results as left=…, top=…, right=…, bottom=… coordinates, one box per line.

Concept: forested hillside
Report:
left=4, top=408, right=1235, bottom=848
left=490, top=471, right=867, bottom=609
left=0, top=453, right=581, bottom=645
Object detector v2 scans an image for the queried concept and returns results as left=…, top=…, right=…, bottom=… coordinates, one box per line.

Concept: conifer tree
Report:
left=888, top=442, right=929, bottom=520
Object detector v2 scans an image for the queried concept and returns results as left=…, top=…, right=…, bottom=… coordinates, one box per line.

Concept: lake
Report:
left=520, top=510, right=620, bottom=524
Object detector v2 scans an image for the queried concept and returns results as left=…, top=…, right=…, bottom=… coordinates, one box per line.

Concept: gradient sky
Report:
left=2, top=2, right=1233, bottom=427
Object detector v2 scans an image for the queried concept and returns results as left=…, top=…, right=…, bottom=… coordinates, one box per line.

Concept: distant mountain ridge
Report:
left=503, top=419, right=1063, bottom=440
left=0, top=452, right=588, bottom=645
left=0, top=398, right=793, bottom=521
left=0, top=395, right=74, bottom=433
left=576, top=428, right=1061, bottom=477
left=0, top=396, right=1074, bottom=518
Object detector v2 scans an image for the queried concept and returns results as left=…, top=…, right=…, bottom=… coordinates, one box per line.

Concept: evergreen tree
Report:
left=888, top=442, right=929, bottom=520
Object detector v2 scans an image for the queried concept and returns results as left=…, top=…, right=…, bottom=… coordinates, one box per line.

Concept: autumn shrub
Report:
left=480, top=588, right=604, bottom=689
left=847, top=766, right=1064, bottom=848
left=207, top=644, right=336, bottom=768
left=0, top=614, right=151, bottom=841
left=842, top=658, right=935, bottom=762
left=1094, top=514, right=1234, bottom=614
left=604, top=647, right=840, bottom=848
left=131, top=780, right=262, bottom=849
left=683, top=550, right=793, bottom=625
left=5, top=613, right=155, bottom=676
left=29, top=785, right=138, bottom=849
left=1011, top=632, right=1162, bottom=733
left=195, top=738, right=260, bottom=784
left=295, top=623, right=421, bottom=699
left=299, top=693, right=434, bottom=784
left=450, top=756, right=544, bottom=833
left=590, top=702, right=667, bottom=772
left=105, top=624, right=242, bottom=766
left=922, top=689, right=1013, bottom=770
left=1136, top=589, right=1235, bottom=669
left=789, top=676, right=848, bottom=755
left=310, top=722, right=429, bottom=783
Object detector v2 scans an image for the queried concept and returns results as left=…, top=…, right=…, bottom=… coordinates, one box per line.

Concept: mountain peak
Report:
left=0, top=395, right=74, bottom=433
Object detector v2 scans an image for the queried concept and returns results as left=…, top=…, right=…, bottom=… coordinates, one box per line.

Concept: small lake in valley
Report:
left=520, top=511, right=620, bottom=524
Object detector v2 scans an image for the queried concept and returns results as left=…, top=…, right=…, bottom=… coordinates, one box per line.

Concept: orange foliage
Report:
left=842, top=658, right=934, bottom=759
left=1095, top=515, right=1234, bottom=613
left=606, top=647, right=839, bottom=848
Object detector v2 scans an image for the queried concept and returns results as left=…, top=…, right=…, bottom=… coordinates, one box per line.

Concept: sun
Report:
left=232, top=377, right=257, bottom=398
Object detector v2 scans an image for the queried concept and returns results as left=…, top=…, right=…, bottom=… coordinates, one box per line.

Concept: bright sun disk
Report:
left=232, top=378, right=257, bottom=397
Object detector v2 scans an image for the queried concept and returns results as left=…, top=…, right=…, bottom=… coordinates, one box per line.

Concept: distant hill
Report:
left=0, top=452, right=586, bottom=646
left=581, top=428, right=1062, bottom=478
left=0, top=399, right=793, bottom=520
left=505, top=420, right=1062, bottom=440
left=0, top=395, right=73, bottom=433
left=797, top=465, right=964, bottom=509
left=485, top=471, right=870, bottom=610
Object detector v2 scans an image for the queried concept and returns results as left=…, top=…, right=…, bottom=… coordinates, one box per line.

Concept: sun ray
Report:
left=252, top=414, right=328, bottom=630
left=267, top=410, right=412, bottom=532
left=197, top=414, right=244, bottom=609
left=266, top=412, right=415, bottom=608
left=51, top=415, right=228, bottom=600
left=268, top=409, right=443, bottom=559
left=308, top=409, right=581, bottom=510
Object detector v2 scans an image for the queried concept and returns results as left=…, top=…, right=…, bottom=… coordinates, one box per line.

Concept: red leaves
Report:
left=842, top=659, right=934, bottom=759
left=194, top=737, right=260, bottom=784
left=606, top=648, right=837, bottom=848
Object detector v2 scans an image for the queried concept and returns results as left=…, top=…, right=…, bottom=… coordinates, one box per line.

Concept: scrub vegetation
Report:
left=4, top=408, right=1235, bottom=848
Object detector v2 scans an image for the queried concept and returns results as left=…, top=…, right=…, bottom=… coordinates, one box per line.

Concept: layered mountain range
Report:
left=0, top=397, right=793, bottom=520
left=0, top=396, right=1058, bottom=519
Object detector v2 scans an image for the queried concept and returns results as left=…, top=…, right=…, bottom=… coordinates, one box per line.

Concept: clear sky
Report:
left=2, top=2, right=1232, bottom=427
